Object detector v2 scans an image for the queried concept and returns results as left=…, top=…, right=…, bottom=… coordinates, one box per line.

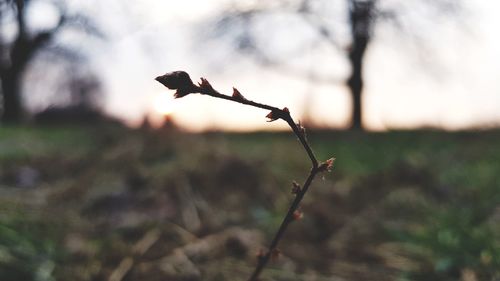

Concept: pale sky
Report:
left=23, top=0, right=500, bottom=131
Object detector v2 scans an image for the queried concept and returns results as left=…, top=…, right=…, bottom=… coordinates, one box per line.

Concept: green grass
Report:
left=0, top=126, right=499, bottom=281
left=0, top=126, right=96, bottom=161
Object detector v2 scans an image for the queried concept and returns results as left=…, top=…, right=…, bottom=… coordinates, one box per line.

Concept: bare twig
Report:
left=155, top=71, right=334, bottom=281
left=108, top=229, right=161, bottom=281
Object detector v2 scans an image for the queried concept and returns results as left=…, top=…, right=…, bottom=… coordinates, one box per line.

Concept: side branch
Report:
left=155, top=71, right=333, bottom=281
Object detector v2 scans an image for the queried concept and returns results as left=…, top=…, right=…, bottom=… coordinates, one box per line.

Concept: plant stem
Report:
left=248, top=167, right=319, bottom=281
left=156, top=72, right=328, bottom=281
left=197, top=84, right=323, bottom=281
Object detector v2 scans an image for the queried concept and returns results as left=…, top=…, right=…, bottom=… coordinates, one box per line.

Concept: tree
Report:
left=206, top=0, right=461, bottom=130
left=347, top=0, right=373, bottom=130
left=0, top=0, right=100, bottom=123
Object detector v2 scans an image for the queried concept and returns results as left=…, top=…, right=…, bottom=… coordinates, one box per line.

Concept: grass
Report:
left=0, top=125, right=499, bottom=281
left=0, top=125, right=96, bottom=162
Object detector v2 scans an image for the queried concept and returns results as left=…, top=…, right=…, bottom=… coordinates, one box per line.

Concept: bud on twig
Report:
left=155, top=71, right=197, bottom=98
left=265, top=110, right=279, bottom=122
left=291, top=181, right=301, bottom=194
left=318, top=157, right=335, bottom=173
left=297, top=121, right=306, bottom=137
left=198, top=77, right=216, bottom=94
left=256, top=249, right=266, bottom=262
left=292, top=209, right=304, bottom=221
left=154, top=71, right=334, bottom=281
left=232, top=87, right=247, bottom=101
left=271, top=248, right=281, bottom=261
left=266, top=107, right=290, bottom=122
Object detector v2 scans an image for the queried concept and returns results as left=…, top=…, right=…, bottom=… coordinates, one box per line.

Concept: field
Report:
left=1, top=125, right=499, bottom=281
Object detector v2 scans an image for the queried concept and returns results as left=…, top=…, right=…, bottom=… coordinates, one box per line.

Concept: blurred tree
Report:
left=0, top=0, right=100, bottom=123
left=208, top=0, right=462, bottom=130
left=347, top=0, right=373, bottom=130
left=32, top=66, right=118, bottom=125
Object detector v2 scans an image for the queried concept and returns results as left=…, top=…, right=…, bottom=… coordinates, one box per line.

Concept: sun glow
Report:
left=153, top=92, right=176, bottom=116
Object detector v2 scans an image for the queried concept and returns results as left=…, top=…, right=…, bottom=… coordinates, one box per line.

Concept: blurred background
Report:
left=1, top=0, right=499, bottom=280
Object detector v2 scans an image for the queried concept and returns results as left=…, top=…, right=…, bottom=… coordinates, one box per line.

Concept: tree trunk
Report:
left=347, top=0, right=374, bottom=130
left=1, top=70, right=23, bottom=123
left=347, top=36, right=368, bottom=130
left=0, top=0, right=52, bottom=123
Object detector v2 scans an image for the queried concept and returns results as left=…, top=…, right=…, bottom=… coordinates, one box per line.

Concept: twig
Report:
left=108, top=229, right=161, bottom=281
left=155, top=71, right=334, bottom=281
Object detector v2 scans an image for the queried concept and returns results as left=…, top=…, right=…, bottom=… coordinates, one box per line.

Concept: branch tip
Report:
left=155, top=70, right=197, bottom=98
left=154, top=71, right=329, bottom=281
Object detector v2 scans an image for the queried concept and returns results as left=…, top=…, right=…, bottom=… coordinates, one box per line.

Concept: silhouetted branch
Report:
left=155, top=71, right=334, bottom=280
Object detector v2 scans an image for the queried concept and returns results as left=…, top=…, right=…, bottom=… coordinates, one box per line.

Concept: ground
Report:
left=0, top=125, right=499, bottom=281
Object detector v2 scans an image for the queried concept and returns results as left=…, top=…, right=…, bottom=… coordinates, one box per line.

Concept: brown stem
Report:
left=155, top=72, right=330, bottom=281
left=198, top=87, right=278, bottom=112
left=248, top=167, right=319, bottom=281
left=198, top=84, right=324, bottom=281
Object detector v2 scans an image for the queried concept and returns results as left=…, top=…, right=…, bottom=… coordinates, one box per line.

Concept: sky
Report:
left=19, top=0, right=500, bottom=131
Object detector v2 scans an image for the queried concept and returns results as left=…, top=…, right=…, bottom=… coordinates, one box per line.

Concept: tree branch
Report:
left=155, top=71, right=334, bottom=280
left=14, top=0, right=27, bottom=38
